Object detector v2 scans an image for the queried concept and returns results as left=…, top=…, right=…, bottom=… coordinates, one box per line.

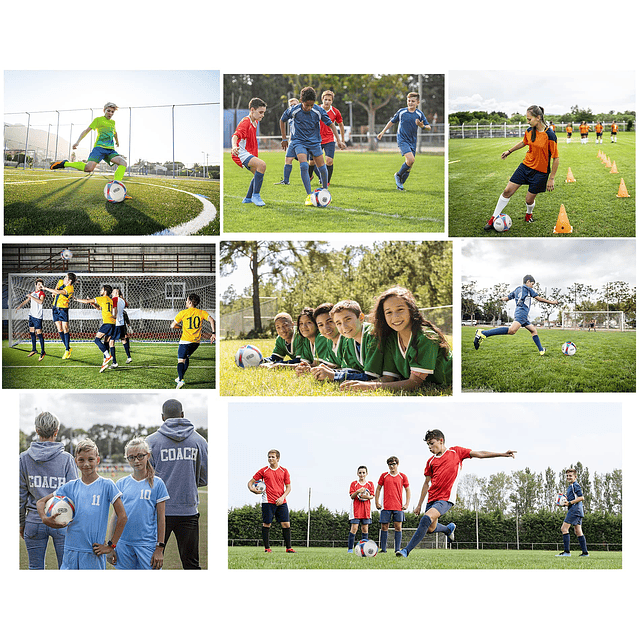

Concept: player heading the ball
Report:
left=41, top=272, right=76, bottom=360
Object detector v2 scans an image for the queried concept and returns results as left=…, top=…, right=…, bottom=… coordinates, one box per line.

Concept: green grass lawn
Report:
left=223, top=151, right=444, bottom=233
left=220, top=338, right=452, bottom=396
left=228, top=546, right=620, bottom=570
left=3, top=341, right=215, bottom=390
left=449, top=132, right=635, bottom=237
left=19, top=477, right=208, bottom=570
left=461, top=326, right=636, bottom=392
left=4, top=169, right=220, bottom=235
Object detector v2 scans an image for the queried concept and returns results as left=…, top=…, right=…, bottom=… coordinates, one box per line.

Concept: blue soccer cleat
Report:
left=446, top=523, right=456, bottom=542
left=394, top=173, right=404, bottom=190
left=395, top=549, right=408, bottom=558
left=251, top=193, right=266, bottom=206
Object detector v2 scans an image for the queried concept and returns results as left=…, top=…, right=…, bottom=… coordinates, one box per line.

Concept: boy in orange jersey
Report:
left=595, top=122, right=604, bottom=144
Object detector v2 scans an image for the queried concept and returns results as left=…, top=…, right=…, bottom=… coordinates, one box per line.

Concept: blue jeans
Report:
left=23, top=521, right=66, bottom=569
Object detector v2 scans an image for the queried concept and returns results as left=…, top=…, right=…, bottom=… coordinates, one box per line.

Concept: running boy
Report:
left=317, top=90, right=345, bottom=186
left=75, top=285, right=117, bottom=372
left=555, top=468, right=589, bottom=557
left=375, top=457, right=410, bottom=553
left=377, top=92, right=431, bottom=190
left=50, top=102, right=129, bottom=193
left=231, top=97, right=268, bottom=206
left=347, top=466, right=375, bottom=553
left=171, top=293, right=215, bottom=389
left=474, top=274, right=558, bottom=355
left=397, top=429, right=516, bottom=558
left=248, top=449, right=295, bottom=553
left=16, top=278, right=46, bottom=360
left=41, top=272, right=76, bottom=359
left=36, top=438, right=127, bottom=570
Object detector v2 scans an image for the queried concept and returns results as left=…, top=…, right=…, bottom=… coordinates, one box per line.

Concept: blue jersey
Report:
left=280, top=104, right=333, bottom=146
left=508, top=285, right=539, bottom=314
left=56, top=476, right=122, bottom=552
left=390, top=107, right=429, bottom=146
left=116, top=475, right=170, bottom=546
left=566, top=481, right=585, bottom=517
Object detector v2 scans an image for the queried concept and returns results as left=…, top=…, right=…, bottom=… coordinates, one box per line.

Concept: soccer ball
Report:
left=561, top=341, right=577, bottom=356
left=60, top=249, right=73, bottom=261
left=556, top=493, right=568, bottom=507
left=312, top=188, right=332, bottom=207
left=45, top=495, right=75, bottom=525
left=252, top=480, right=266, bottom=493
left=104, top=180, right=127, bottom=203
left=493, top=213, right=512, bottom=232
left=235, top=344, right=263, bottom=368
left=354, top=540, right=378, bottom=557
left=357, top=489, right=371, bottom=501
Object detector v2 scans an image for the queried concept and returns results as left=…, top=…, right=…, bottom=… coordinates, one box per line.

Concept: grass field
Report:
left=228, top=546, right=620, bottom=570
left=449, top=132, right=635, bottom=237
left=19, top=472, right=208, bottom=570
left=220, top=338, right=452, bottom=396
left=4, top=169, right=220, bottom=235
left=223, top=151, right=445, bottom=233
left=461, top=326, right=636, bottom=392
left=2, top=341, right=215, bottom=390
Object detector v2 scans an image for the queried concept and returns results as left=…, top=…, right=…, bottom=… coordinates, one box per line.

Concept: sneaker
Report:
left=39, top=352, right=46, bottom=361
left=396, top=549, right=408, bottom=558
left=379, top=549, right=387, bottom=553
left=126, top=357, right=132, bottom=364
left=446, top=523, right=456, bottom=542
left=27, top=351, right=37, bottom=357
left=124, top=194, right=133, bottom=200
left=304, top=194, right=315, bottom=206
left=394, top=173, right=404, bottom=190
left=473, top=329, right=485, bottom=351
left=110, top=362, right=119, bottom=369
left=274, top=179, right=289, bottom=185
left=50, top=160, right=67, bottom=170
left=176, top=379, right=185, bottom=389
left=484, top=216, right=495, bottom=231
left=347, top=549, right=354, bottom=554
left=264, top=548, right=272, bottom=553
left=525, top=213, right=535, bottom=223
left=251, top=193, right=266, bottom=206
left=62, top=349, right=72, bottom=360
left=539, top=348, right=546, bottom=356
left=285, top=548, right=296, bottom=553
left=242, top=197, right=253, bottom=204
left=555, top=551, right=571, bottom=557
left=579, top=552, right=590, bottom=557
left=100, top=355, right=113, bottom=372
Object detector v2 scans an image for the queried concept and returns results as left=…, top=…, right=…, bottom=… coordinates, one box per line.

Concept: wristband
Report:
left=107, top=540, right=116, bottom=549
left=156, top=542, right=166, bottom=548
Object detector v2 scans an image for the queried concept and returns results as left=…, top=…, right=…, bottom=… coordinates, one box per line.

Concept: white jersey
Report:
left=29, top=290, right=45, bottom=319
left=113, top=296, right=126, bottom=327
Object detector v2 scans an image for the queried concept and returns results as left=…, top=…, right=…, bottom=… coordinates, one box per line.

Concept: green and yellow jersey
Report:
left=90, top=116, right=117, bottom=149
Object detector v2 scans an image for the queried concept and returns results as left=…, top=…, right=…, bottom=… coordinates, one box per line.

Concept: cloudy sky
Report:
left=229, top=400, right=622, bottom=513
left=449, top=71, right=635, bottom=116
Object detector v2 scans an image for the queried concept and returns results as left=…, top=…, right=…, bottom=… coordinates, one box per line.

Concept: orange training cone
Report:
left=553, top=204, right=573, bottom=233
left=617, top=178, right=630, bottom=198
left=610, top=161, right=619, bottom=174
left=604, top=156, right=612, bottom=168
left=565, top=167, right=576, bottom=182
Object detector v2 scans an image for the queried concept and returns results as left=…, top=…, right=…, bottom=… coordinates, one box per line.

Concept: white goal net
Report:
left=8, top=272, right=215, bottom=346
left=561, top=310, right=625, bottom=331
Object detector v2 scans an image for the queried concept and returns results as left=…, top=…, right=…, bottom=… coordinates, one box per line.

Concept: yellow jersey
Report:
left=95, top=296, right=115, bottom=324
left=53, top=280, right=73, bottom=308
left=174, top=308, right=210, bottom=343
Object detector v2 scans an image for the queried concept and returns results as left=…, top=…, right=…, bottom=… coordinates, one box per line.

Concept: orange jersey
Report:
left=595, top=123, right=604, bottom=133
left=579, top=124, right=589, bottom=134
left=566, top=125, right=572, bottom=133
left=522, top=127, right=559, bottom=174
left=611, top=123, right=618, bottom=133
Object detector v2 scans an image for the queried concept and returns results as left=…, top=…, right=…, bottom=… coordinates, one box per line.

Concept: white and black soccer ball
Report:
left=561, top=341, right=577, bottom=356
left=60, top=249, right=73, bottom=261
left=45, top=495, right=76, bottom=525
left=312, top=188, right=332, bottom=208
left=357, top=489, right=371, bottom=501
left=104, top=180, right=127, bottom=203
left=355, top=540, right=378, bottom=557
left=493, top=213, right=512, bottom=232
left=235, top=344, right=263, bottom=368
left=252, top=480, right=266, bottom=493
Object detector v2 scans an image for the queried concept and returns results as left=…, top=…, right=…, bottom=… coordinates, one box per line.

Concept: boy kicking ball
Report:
left=396, top=429, right=516, bottom=558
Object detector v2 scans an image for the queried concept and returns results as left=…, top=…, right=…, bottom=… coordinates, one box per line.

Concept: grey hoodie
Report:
left=19, top=441, right=78, bottom=526
left=147, top=418, right=208, bottom=517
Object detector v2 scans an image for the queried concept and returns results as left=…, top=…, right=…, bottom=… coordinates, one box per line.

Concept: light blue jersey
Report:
left=391, top=107, right=429, bottom=147
left=280, top=104, right=333, bottom=147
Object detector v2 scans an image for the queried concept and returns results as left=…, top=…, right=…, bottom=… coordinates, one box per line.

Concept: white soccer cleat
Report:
left=176, top=379, right=185, bottom=389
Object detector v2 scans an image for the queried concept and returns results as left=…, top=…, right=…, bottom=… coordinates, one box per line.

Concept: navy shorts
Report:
left=322, top=141, right=336, bottom=158
left=510, top=163, right=549, bottom=194
left=52, top=307, right=69, bottom=323
left=380, top=509, right=405, bottom=524
left=349, top=517, right=372, bottom=525
left=291, top=141, right=323, bottom=159
left=28, top=316, right=43, bottom=331
left=98, top=323, right=115, bottom=337
left=564, top=511, right=583, bottom=526
left=178, top=342, right=200, bottom=360
left=87, top=146, right=120, bottom=166
left=514, top=308, right=532, bottom=327
left=111, top=325, right=127, bottom=340
left=262, top=502, right=290, bottom=524
left=424, top=500, right=454, bottom=516
left=398, top=141, right=417, bottom=156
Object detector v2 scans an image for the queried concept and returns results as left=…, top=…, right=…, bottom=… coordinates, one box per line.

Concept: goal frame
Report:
left=561, top=310, right=625, bottom=331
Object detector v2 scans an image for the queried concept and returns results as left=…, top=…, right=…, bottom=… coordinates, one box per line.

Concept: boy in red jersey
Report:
left=397, top=429, right=516, bottom=558
left=231, top=97, right=267, bottom=206
left=248, top=449, right=295, bottom=553
left=347, top=465, right=375, bottom=553
left=375, top=456, right=410, bottom=553
left=314, top=90, right=345, bottom=186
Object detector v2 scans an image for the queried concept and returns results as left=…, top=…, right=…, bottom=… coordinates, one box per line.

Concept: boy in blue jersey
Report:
left=36, top=438, right=127, bottom=570
left=556, top=468, right=589, bottom=557
left=377, top=92, right=431, bottom=190
left=279, top=86, right=346, bottom=205
left=474, top=275, right=558, bottom=355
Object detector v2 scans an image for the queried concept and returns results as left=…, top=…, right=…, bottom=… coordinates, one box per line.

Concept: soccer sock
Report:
left=405, top=514, right=432, bottom=555
left=434, top=522, right=450, bottom=534
left=184, top=357, right=190, bottom=373
left=245, top=177, right=255, bottom=199
left=398, top=162, right=410, bottom=179
left=578, top=535, right=588, bottom=553
left=177, top=362, right=186, bottom=381
left=327, top=164, right=334, bottom=184
left=38, top=333, right=45, bottom=353
left=64, top=332, right=71, bottom=350
left=59, top=331, right=66, bottom=348
left=262, top=526, right=270, bottom=549
left=308, top=163, right=315, bottom=178
left=252, top=171, right=264, bottom=195
left=110, top=346, right=117, bottom=364
left=394, top=530, right=402, bottom=552
left=401, top=167, right=411, bottom=184
left=483, top=326, right=509, bottom=337
left=532, top=335, right=543, bottom=351
left=380, top=530, right=388, bottom=552
left=348, top=532, right=356, bottom=550
left=283, top=164, right=292, bottom=183
left=114, top=164, right=126, bottom=181
left=300, top=162, right=312, bottom=194
left=319, top=164, right=329, bottom=189
left=362, top=532, right=368, bottom=541
left=123, top=341, right=131, bottom=357
left=94, top=337, right=107, bottom=354
left=493, top=194, right=511, bottom=218
left=283, top=527, right=292, bottom=548
left=65, top=161, right=86, bottom=171
left=563, top=533, right=571, bottom=553
left=526, top=201, right=535, bottom=214
left=30, top=332, right=37, bottom=351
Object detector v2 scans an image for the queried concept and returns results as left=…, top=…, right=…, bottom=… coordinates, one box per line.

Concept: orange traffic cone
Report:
left=617, top=178, right=630, bottom=198
left=565, top=167, right=576, bottom=183
left=610, top=161, right=619, bottom=174
left=553, top=204, right=573, bottom=233
left=604, top=156, right=612, bottom=168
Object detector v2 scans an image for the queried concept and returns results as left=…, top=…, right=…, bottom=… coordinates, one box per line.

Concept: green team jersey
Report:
left=382, top=330, right=452, bottom=386
left=271, top=330, right=305, bottom=361
left=315, top=334, right=343, bottom=366
left=296, top=335, right=317, bottom=364
left=337, top=322, right=382, bottom=377
left=90, top=116, right=117, bottom=149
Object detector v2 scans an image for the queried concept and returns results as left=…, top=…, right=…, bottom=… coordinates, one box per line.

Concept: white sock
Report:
left=526, top=201, right=535, bottom=214
left=493, top=194, right=510, bottom=218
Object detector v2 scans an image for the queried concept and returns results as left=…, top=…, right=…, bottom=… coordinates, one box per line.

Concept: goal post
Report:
left=8, top=272, right=215, bottom=346
left=561, top=310, right=625, bottom=331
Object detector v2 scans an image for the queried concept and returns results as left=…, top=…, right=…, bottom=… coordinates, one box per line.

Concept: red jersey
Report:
left=522, top=127, right=559, bottom=174
left=377, top=472, right=409, bottom=511
left=253, top=465, right=290, bottom=505
left=232, top=115, right=258, bottom=167
left=423, top=446, right=472, bottom=504
left=349, top=480, right=375, bottom=519
left=320, top=106, right=343, bottom=145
